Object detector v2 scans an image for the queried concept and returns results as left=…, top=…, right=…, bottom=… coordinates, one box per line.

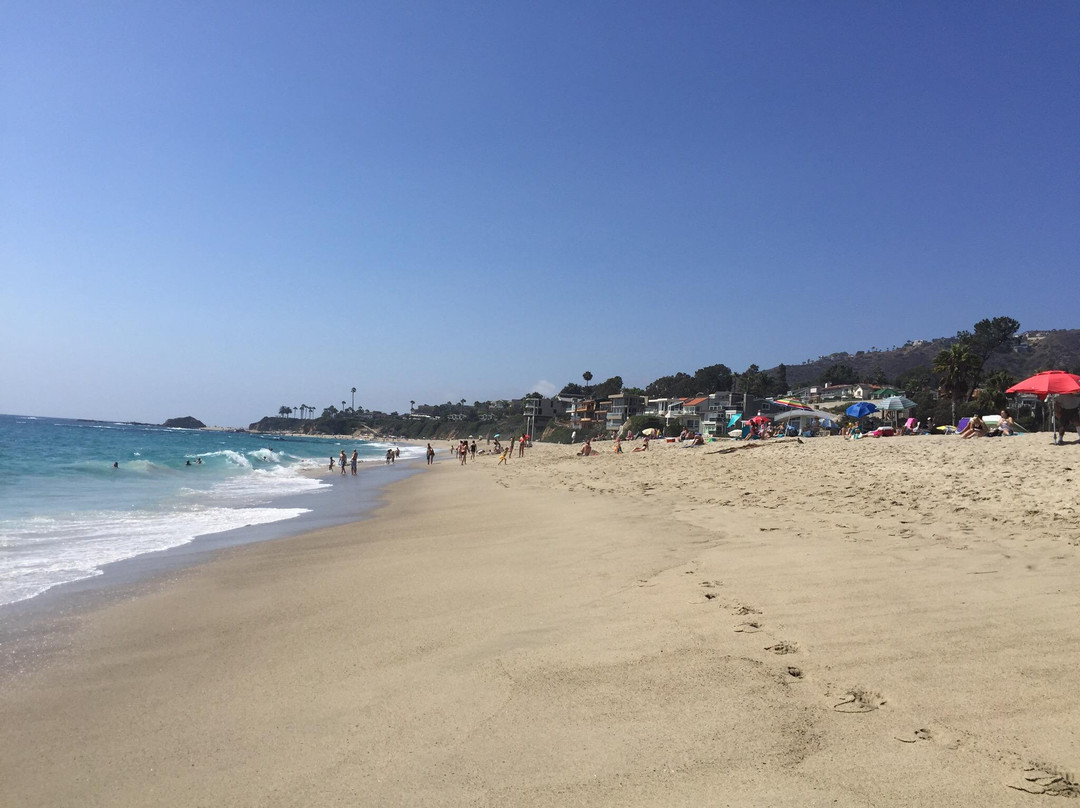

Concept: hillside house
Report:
left=605, top=392, right=647, bottom=433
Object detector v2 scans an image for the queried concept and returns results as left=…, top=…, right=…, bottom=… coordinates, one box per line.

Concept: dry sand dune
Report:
left=1, top=434, right=1078, bottom=805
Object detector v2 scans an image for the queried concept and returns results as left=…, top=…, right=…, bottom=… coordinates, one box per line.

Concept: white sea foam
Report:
left=201, top=449, right=252, bottom=468
left=0, top=505, right=310, bottom=605
left=248, top=448, right=282, bottom=463
left=204, top=466, right=329, bottom=503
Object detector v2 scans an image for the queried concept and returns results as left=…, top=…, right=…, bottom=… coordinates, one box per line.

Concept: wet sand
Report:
left=2, top=435, right=1078, bottom=805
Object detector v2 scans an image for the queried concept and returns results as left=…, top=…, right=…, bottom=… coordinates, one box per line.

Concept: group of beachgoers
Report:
left=326, top=446, right=404, bottom=476
left=455, top=440, right=477, bottom=465
left=330, top=449, right=360, bottom=475
left=956, top=411, right=1015, bottom=439
left=450, top=434, right=529, bottom=466
left=580, top=434, right=657, bottom=456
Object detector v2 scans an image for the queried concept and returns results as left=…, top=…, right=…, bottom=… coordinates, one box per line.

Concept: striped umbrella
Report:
left=772, top=397, right=812, bottom=410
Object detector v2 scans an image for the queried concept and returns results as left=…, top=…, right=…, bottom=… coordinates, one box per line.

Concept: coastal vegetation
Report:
left=248, top=319, right=1079, bottom=438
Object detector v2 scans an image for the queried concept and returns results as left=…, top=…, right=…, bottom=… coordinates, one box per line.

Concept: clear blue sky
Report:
left=3, top=1, right=1077, bottom=426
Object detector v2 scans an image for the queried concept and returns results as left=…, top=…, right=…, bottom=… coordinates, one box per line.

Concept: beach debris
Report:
left=833, top=688, right=885, bottom=713
left=786, top=666, right=803, bottom=679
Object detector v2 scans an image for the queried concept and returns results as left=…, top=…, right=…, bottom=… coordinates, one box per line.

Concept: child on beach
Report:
left=498, top=447, right=509, bottom=465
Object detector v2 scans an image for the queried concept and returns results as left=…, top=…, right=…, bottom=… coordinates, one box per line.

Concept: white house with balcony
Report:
left=604, top=392, right=646, bottom=433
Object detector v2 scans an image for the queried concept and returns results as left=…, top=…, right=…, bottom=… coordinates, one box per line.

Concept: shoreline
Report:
left=0, top=453, right=429, bottom=678
left=2, top=436, right=1078, bottom=804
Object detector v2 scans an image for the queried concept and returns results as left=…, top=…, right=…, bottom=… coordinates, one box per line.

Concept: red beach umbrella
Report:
left=1006, top=371, right=1080, bottom=400
left=1007, top=370, right=1080, bottom=441
left=749, top=415, right=771, bottom=424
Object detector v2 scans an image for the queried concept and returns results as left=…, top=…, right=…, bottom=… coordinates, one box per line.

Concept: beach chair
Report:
left=903, top=418, right=918, bottom=435
left=956, top=417, right=970, bottom=435
left=738, top=425, right=751, bottom=440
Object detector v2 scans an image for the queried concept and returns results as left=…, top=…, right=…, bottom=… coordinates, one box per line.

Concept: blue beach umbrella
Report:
left=846, top=401, right=878, bottom=418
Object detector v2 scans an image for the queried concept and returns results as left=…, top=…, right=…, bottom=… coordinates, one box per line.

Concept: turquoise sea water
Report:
left=0, top=414, right=418, bottom=605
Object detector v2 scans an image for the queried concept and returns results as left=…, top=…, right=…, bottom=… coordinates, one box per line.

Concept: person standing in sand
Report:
left=340, top=450, right=348, bottom=475
left=1054, top=394, right=1080, bottom=445
left=518, top=435, right=525, bottom=458
left=426, top=443, right=435, bottom=465
left=350, top=450, right=358, bottom=475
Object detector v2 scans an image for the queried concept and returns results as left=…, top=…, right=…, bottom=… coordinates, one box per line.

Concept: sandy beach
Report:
left=2, top=434, right=1078, bottom=805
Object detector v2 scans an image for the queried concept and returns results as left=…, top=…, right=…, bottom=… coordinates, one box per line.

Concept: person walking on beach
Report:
left=340, top=450, right=348, bottom=475
left=329, top=456, right=335, bottom=472
left=518, top=435, right=525, bottom=458
left=385, top=449, right=393, bottom=465
left=350, top=450, right=358, bottom=475
left=470, top=441, right=477, bottom=460
left=426, top=443, right=435, bottom=465
left=498, top=446, right=509, bottom=465
left=459, top=441, right=468, bottom=465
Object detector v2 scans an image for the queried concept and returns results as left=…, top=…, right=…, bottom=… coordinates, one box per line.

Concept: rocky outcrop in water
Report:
left=162, top=416, right=206, bottom=429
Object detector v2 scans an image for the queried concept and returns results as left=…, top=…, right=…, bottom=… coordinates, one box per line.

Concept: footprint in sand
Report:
left=894, top=728, right=933, bottom=743
left=765, top=640, right=798, bottom=655
left=833, top=688, right=886, bottom=713
left=734, top=621, right=763, bottom=633
left=733, top=604, right=762, bottom=616
left=1005, top=764, right=1080, bottom=796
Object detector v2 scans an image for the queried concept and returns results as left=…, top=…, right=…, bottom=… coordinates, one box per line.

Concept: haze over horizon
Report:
left=4, top=2, right=1077, bottom=427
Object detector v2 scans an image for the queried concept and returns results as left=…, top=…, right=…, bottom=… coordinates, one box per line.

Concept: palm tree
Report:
left=933, top=341, right=977, bottom=425
left=342, top=400, right=347, bottom=412
left=978, top=370, right=1015, bottom=413
left=410, top=400, right=415, bottom=413
left=583, top=371, right=593, bottom=397
left=351, top=387, right=357, bottom=410
left=278, top=406, right=289, bottom=418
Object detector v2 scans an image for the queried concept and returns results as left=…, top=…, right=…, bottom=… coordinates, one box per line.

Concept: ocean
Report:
left=0, top=414, right=422, bottom=606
